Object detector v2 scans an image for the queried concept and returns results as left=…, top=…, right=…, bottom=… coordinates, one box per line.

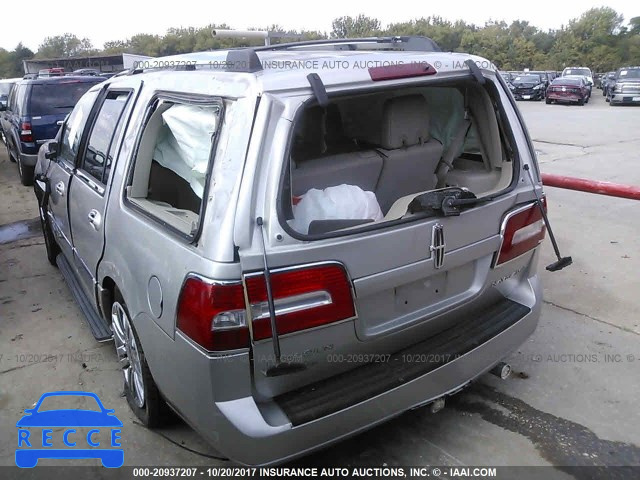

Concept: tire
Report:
left=39, top=204, right=60, bottom=266
left=606, top=95, right=610, bottom=103
left=585, top=96, right=589, bottom=104
left=111, top=290, right=171, bottom=428
left=578, top=98, right=584, bottom=106
left=545, top=98, right=551, bottom=104
left=17, top=156, right=35, bottom=186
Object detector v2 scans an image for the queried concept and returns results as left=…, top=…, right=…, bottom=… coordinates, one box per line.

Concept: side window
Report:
left=15, top=85, right=28, bottom=113
left=126, top=98, right=223, bottom=237
left=80, top=91, right=130, bottom=184
left=7, top=85, right=16, bottom=111
left=59, top=90, right=100, bottom=164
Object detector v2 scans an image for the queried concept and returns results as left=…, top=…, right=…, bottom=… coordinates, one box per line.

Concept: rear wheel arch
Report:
left=105, top=278, right=172, bottom=427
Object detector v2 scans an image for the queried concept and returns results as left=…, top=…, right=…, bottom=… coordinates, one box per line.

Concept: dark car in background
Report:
left=545, top=77, right=589, bottom=105
left=499, top=71, right=516, bottom=93
left=529, top=71, right=552, bottom=89
left=511, top=73, right=546, bottom=100
left=0, top=76, right=104, bottom=185
left=608, top=67, right=640, bottom=106
left=601, top=71, right=616, bottom=97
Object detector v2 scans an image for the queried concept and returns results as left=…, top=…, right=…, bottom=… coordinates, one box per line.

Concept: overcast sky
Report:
left=2, top=1, right=637, bottom=52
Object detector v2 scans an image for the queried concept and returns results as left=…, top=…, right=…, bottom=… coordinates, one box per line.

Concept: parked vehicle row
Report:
left=0, top=75, right=105, bottom=185
left=28, top=37, right=548, bottom=465
left=501, top=66, right=601, bottom=106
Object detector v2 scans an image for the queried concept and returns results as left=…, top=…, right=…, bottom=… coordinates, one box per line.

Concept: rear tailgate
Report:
left=237, top=83, right=540, bottom=401
left=28, top=80, right=102, bottom=142
left=242, top=198, right=525, bottom=399
left=29, top=113, right=67, bottom=144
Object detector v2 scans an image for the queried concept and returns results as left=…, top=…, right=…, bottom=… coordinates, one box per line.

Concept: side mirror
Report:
left=45, top=141, right=59, bottom=160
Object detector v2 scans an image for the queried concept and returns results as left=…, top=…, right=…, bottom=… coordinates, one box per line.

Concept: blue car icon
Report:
left=16, top=391, right=123, bottom=468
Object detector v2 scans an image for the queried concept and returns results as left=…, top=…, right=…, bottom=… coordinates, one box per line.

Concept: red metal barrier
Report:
left=541, top=173, right=640, bottom=201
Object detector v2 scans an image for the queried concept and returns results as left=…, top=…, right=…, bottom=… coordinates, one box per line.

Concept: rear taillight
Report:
left=20, top=122, right=33, bottom=143
left=246, top=263, right=355, bottom=341
left=176, top=277, right=249, bottom=351
left=176, top=263, right=356, bottom=352
left=493, top=200, right=546, bottom=267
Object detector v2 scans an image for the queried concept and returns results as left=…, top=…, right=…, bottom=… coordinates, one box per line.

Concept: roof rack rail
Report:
left=254, top=36, right=441, bottom=53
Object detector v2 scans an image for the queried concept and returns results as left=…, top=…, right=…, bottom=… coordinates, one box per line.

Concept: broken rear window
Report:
left=281, top=80, right=517, bottom=236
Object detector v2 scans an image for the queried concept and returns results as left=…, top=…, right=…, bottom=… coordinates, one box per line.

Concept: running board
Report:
left=56, top=254, right=113, bottom=342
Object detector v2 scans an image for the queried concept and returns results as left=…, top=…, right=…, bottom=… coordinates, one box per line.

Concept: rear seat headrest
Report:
left=380, top=95, right=431, bottom=149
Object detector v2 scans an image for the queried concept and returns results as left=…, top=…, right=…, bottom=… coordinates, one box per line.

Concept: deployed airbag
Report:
left=290, top=184, right=383, bottom=234
left=153, top=104, right=218, bottom=198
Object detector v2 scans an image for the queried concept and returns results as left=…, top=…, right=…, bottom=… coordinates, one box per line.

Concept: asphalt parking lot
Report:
left=1, top=92, right=639, bottom=472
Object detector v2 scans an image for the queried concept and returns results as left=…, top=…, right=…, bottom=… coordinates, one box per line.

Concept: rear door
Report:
left=47, top=89, right=100, bottom=262
left=68, top=87, right=137, bottom=301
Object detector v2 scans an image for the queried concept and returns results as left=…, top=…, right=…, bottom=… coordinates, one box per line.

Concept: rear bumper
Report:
left=20, top=152, right=38, bottom=167
left=547, top=93, right=581, bottom=103
left=185, top=276, right=542, bottom=465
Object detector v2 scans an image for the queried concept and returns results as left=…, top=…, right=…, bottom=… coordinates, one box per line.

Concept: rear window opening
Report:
left=29, top=81, right=102, bottom=116
left=280, top=79, right=517, bottom=237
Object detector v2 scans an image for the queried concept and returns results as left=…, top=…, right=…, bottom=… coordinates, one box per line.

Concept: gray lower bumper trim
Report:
left=276, top=298, right=530, bottom=426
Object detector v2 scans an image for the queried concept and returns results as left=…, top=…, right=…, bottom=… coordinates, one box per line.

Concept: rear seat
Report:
left=148, top=160, right=201, bottom=214
left=291, top=106, right=383, bottom=197
left=290, top=95, right=443, bottom=214
left=367, top=95, right=444, bottom=213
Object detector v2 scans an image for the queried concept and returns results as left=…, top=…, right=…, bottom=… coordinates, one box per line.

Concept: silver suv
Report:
left=34, top=37, right=548, bottom=465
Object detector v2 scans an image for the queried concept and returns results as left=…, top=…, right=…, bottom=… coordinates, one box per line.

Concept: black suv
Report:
left=0, top=76, right=104, bottom=185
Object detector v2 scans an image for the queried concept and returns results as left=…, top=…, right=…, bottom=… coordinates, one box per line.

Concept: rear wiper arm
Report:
left=408, top=187, right=480, bottom=217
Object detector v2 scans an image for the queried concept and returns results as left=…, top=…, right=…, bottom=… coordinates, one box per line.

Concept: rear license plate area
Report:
left=394, top=273, right=447, bottom=312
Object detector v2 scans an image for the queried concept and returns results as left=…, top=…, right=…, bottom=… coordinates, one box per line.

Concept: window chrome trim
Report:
left=75, top=169, right=105, bottom=195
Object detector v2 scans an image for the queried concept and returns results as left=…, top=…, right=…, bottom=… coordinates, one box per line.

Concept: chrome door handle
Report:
left=55, top=181, right=65, bottom=196
left=88, top=209, right=102, bottom=230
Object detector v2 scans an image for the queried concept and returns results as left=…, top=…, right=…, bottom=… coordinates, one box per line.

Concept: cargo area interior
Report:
left=282, top=80, right=515, bottom=235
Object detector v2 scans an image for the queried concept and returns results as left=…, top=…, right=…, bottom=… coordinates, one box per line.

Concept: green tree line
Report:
left=1, top=7, right=639, bottom=78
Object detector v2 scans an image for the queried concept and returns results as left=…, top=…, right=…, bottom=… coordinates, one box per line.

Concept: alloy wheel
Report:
left=111, top=302, right=145, bottom=408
